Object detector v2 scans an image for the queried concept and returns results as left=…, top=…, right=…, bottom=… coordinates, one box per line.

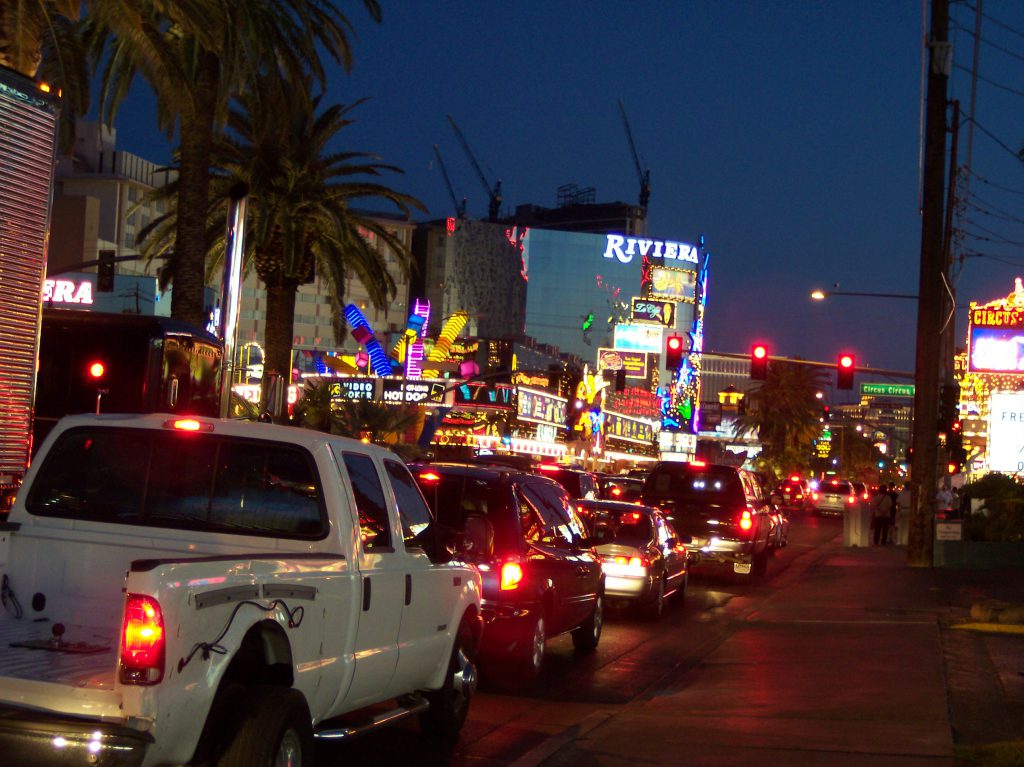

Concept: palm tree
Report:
left=86, top=0, right=382, bottom=328
left=735, top=360, right=829, bottom=474
left=137, top=79, right=424, bottom=390
left=1, top=1, right=90, bottom=150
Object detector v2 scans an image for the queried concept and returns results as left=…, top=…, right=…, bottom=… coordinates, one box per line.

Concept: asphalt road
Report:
left=319, top=512, right=843, bottom=766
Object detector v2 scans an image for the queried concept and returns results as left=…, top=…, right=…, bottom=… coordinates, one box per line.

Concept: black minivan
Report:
left=412, top=463, right=604, bottom=679
left=641, top=461, right=772, bottom=579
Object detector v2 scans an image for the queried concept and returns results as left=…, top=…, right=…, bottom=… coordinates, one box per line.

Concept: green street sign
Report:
left=821, top=430, right=832, bottom=440
left=860, top=383, right=915, bottom=398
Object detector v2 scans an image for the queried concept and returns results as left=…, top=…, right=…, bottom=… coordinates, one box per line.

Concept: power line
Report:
left=966, top=116, right=1024, bottom=160
left=967, top=167, right=1024, bottom=195
left=958, top=1, right=1024, bottom=41
left=966, top=195, right=1024, bottom=226
left=961, top=249, right=1024, bottom=268
left=954, top=63, right=1024, bottom=98
left=950, top=20, right=1024, bottom=63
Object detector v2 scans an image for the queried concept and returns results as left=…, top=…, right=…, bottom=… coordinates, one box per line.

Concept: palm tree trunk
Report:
left=170, top=51, right=219, bottom=328
left=263, top=282, right=298, bottom=410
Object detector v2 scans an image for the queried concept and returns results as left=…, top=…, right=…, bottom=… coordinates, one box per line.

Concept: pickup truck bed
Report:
left=0, top=618, right=117, bottom=689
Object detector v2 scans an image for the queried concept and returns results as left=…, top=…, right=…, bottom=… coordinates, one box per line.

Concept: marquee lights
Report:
left=343, top=304, right=391, bottom=377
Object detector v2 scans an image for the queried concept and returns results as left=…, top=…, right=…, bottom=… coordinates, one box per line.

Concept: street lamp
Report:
left=810, top=289, right=918, bottom=301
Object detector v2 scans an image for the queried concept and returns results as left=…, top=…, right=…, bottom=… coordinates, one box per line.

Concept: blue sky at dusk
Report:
left=111, top=2, right=1024, bottom=384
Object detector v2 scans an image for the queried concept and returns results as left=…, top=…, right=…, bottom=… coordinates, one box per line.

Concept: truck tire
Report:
left=571, top=591, right=603, bottom=653
left=420, top=616, right=478, bottom=740
left=217, top=686, right=313, bottom=767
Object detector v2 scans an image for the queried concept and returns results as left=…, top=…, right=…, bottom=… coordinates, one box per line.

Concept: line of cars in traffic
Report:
left=773, top=475, right=871, bottom=516
left=409, top=457, right=792, bottom=681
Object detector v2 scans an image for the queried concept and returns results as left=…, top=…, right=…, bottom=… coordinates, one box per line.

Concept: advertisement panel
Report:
left=605, top=411, right=657, bottom=445
left=987, top=392, right=1024, bottom=472
left=630, top=297, right=676, bottom=327
left=650, top=266, right=696, bottom=303
left=453, top=381, right=515, bottom=409
left=516, top=388, right=567, bottom=428
left=381, top=379, right=446, bottom=404
left=329, top=377, right=376, bottom=401
left=613, top=323, right=663, bottom=353
left=968, top=292, right=1024, bottom=373
left=596, top=348, right=649, bottom=379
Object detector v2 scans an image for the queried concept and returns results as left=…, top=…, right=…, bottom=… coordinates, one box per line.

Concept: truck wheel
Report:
left=572, top=592, right=603, bottom=653
left=217, top=686, right=313, bottom=767
left=420, top=617, right=478, bottom=740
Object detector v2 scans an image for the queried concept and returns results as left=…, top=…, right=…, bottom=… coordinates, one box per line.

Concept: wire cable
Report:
left=954, top=63, right=1024, bottom=98
left=1, top=575, right=23, bottom=620
left=177, top=599, right=304, bottom=674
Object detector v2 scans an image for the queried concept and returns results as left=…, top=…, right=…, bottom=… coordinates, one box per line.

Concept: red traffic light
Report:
left=837, top=352, right=855, bottom=389
left=750, top=343, right=768, bottom=380
left=88, top=361, right=106, bottom=379
left=665, top=335, right=684, bottom=369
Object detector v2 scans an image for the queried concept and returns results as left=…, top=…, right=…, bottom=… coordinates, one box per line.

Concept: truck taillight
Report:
left=500, top=562, right=524, bottom=590
left=119, top=594, right=165, bottom=685
left=739, top=509, right=753, bottom=531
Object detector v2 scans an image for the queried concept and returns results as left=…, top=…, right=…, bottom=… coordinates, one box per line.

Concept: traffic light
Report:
left=87, top=360, right=106, bottom=381
left=665, top=335, right=684, bottom=370
left=97, top=250, right=115, bottom=292
left=947, top=420, right=967, bottom=472
left=939, top=382, right=960, bottom=431
left=750, top=343, right=768, bottom=380
left=822, top=404, right=831, bottom=422
left=837, top=353, right=855, bottom=390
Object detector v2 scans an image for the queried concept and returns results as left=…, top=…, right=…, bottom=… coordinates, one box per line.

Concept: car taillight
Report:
left=610, top=486, right=623, bottom=497
left=812, top=492, right=819, bottom=501
left=862, top=492, right=869, bottom=500
left=795, top=493, right=803, bottom=499
left=739, top=510, right=753, bottom=531
left=847, top=495, right=856, bottom=504
left=601, top=554, right=649, bottom=576
left=120, top=594, right=165, bottom=685
left=500, top=562, right=524, bottom=590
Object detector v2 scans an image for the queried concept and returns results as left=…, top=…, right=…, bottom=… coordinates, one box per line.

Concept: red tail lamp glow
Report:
left=689, top=460, right=707, bottom=468
left=739, top=510, right=753, bottom=530
left=88, top=361, right=105, bottom=379
left=500, top=562, right=524, bottom=590
left=119, top=594, right=165, bottom=685
left=419, top=471, right=441, bottom=482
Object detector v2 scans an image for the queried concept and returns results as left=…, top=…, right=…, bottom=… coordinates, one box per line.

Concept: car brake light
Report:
left=795, top=493, right=803, bottom=499
left=419, top=471, right=440, bottom=482
left=536, top=464, right=561, bottom=472
left=812, top=492, right=819, bottom=501
left=689, top=460, right=707, bottom=468
left=500, top=562, right=524, bottom=590
left=862, top=492, right=869, bottom=500
left=847, top=495, right=856, bottom=504
left=610, top=486, right=623, bottom=497
left=120, top=594, right=165, bottom=685
left=162, top=418, right=213, bottom=433
left=739, top=510, right=753, bottom=531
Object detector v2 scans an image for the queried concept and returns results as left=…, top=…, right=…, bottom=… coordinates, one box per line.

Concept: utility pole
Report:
left=908, top=0, right=951, bottom=567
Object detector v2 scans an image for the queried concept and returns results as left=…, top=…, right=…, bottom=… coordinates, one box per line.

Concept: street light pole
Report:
left=909, top=0, right=951, bottom=568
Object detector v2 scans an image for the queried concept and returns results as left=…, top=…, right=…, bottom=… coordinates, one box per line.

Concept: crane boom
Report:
left=447, top=114, right=502, bottom=221
left=433, top=144, right=466, bottom=217
left=618, top=99, right=651, bottom=210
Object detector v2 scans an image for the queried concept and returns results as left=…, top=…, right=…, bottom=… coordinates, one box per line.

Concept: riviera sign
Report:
left=860, top=383, right=915, bottom=398
left=603, top=234, right=698, bottom=265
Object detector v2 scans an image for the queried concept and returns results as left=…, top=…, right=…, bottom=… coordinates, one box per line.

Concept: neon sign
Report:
left=603, top=234, right=698, bottom=265
left=42, top=278, right=93, bottom=305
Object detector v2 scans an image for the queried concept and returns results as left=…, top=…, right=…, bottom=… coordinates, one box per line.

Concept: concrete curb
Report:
left=969, top=600, right=1024, bottom=625
left=951, top=621, right=1024, bottom=635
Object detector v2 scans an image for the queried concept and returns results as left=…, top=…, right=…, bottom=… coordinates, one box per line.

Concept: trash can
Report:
left=843, top=501, right=873, bottom=547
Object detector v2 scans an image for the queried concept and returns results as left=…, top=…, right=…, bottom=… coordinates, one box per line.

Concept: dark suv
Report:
left=412, top=463, right=604, bottom=679
left=640, top=461, right=772, bottom=579
left=531, top=464, right=601, bottom=500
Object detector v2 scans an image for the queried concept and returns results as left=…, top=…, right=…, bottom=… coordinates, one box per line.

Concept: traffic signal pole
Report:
left=908, top=0, right=951, bottom=567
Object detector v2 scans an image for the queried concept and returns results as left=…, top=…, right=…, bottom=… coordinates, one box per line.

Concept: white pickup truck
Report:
left=0, top=413, right=483, bottom=766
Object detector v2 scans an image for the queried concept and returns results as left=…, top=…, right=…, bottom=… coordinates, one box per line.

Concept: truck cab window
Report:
left=342, top=453, right=392, bottom=550
left=384, top=460, right=434, bottom=548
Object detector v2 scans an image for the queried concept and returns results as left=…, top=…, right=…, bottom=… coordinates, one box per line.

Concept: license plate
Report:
left=733, top=562, right=752, bottom=574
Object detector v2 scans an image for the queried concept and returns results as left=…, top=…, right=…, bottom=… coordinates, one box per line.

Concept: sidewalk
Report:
left=546, top=538, right=1024, bottom=766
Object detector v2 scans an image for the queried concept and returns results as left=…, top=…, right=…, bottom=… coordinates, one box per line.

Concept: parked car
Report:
left=640, top=460, right=773, bottom=579
left=575, top=499, right=688, bottom=618
left=774, top=476, right=810, bottom=512
left=412, top=463, right=604, bottom=680
left=531, top=464, right=601, bottom=500
left=598, top=474, right=645, bottom=502
left=810, top=478, right=858, bottom=516
left=764, top=488, right=791, bottom=551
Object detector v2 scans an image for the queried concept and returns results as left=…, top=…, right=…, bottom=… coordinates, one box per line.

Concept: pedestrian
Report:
left=895, top=483, right=912, bottom=545
left=936, top=483, right=954, bottom=517
left=871, top=484, right=894, bottom=545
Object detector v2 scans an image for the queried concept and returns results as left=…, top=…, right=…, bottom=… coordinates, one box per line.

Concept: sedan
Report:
left=575, top=499, right=688, bottom=619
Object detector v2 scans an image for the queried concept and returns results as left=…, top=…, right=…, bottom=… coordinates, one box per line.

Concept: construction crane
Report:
left=618, top=99, right=651, bottom=211
left=433, top=144, right=466, bottom=218
left=447, top=114, right=502, bottom=222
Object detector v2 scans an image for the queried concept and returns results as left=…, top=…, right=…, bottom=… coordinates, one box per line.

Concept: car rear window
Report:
left=26, top=426, right=327, bottom=539
left=821, top=481, right=853, bottom=495
left=643, top=465, right=745, bottom=506
left=413, top=472, right=520, bottom=557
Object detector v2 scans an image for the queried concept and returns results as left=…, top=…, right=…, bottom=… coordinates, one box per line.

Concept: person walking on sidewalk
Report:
left=871, top=484, right=894, bottom=545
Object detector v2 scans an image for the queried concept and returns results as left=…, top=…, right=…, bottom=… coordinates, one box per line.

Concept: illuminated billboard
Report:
left=988, top=392, right=1024, bottom=473
left=968, top=281, right=1024, bottom=373
left=630, top=297, right=676, bottom=327
left=613, top=323, right=663, bottom=353
left=597, top=347, right=649, bottom=378
left=649, top=266, right=696, bottom=303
